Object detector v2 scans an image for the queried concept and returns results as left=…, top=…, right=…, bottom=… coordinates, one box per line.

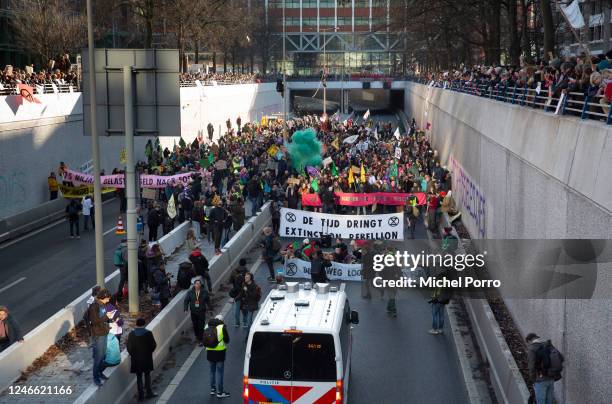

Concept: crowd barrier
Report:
left=73, top=202, right=272, bottom=404
left=157, top=220, right=200, bottom=258
left=0, top=198, right=66, bottom=243
left=441, top=212, right=529, bottom=404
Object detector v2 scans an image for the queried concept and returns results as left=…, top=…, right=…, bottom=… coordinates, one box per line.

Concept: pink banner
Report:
left=302, top=192, right=427, bottom=207
left=63, top=169, right=195, bottom=189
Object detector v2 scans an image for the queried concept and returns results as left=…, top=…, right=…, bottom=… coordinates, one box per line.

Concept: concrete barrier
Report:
left=157, top=221, right=200, bottom=258
left=73, top=202, right=272, bottom=403
left=0, top=198, right=66, bottom=243
left=0, top=270, right=121, bottom=393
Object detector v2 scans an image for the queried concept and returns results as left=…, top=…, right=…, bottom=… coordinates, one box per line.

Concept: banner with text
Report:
left=302, top=192, right=426, bottom=207
left=59, top=184, right=116, bottom=199
left=280, top=208, right=404, bottom=240
left=63, top=169, right=194, bottom=189
left=284, top=258, right=362, bottom=281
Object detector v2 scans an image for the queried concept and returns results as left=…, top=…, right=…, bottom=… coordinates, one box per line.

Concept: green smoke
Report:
left=287, top=128, right=322, bottom=169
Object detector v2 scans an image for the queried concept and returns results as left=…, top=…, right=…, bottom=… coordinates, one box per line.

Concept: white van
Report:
left=243, top=282, right=359, bottom=404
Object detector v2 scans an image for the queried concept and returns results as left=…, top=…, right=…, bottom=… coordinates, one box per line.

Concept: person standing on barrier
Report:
left=184, top=279, right=209, bottom=346
left=261, top=227, right=278, bottom=282
left=127, top=318, right=157, bottom=400
left=88, top=288, right=111, bottom=386
left=0, top=306, right=23, bottom=353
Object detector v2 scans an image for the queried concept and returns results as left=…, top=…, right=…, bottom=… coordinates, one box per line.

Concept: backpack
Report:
left=203, top=325, right=219, bottom=348
left=536, top=342, right=564, bottom=381
left=82, top=304, right=93, bottom=333
left=68, top=203, right=78, bottom=216
left=113, top=248, right=124, bottom=267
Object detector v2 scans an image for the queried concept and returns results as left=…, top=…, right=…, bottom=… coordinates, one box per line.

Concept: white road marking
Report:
left=103, top=226, right=118, bottom=236
left=155, top=258, right=262, bottom=404
left=0, top=277, right=27, bottom=294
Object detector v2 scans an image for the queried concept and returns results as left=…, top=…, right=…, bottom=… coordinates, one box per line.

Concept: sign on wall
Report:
left=279, top=208, right=404, bottom=240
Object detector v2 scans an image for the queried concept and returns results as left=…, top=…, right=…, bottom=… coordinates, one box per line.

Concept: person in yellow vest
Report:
left=205, top=314, right=230, bottom=398
left=48, top=172, right=59, bottom=200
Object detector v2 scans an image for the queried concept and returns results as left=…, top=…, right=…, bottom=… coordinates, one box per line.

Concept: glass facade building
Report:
left=265, top=0, right=407, bottom=77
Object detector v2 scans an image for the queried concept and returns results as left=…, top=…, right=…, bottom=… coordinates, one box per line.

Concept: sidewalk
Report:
left=0, top=235, right=217, bottom=404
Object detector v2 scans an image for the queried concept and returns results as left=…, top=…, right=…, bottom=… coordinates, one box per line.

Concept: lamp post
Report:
left=320, top=26, right=338, bottom=118
left=282, top=0, right=287, bottom=125
left=86, top=0, right=105, bottom=287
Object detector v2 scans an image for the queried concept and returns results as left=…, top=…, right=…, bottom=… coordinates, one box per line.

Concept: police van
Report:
left=243, top=282, right=359, bottom=404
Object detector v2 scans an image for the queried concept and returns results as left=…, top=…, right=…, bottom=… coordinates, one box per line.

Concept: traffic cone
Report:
left=115, top=216, right=126, bottom=235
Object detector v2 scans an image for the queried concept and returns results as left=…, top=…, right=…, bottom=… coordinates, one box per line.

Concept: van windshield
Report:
left=249, top=332, right=336, bottom=382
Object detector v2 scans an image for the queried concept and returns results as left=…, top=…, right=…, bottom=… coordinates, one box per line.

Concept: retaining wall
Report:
left=405, top=82, right=612, bottom=403
left=74, top=202, right=271, bottom=404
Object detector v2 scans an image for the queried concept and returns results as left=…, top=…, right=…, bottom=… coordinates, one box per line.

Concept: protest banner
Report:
left=283, top=258, right=362, bottom=281
left=280, top=208, right=404, bottom=240
left=64, top=169, right=194, bottom=189
left=301, top=192, right=426, bottom=207
left=59, top=184, right=115, bottom=199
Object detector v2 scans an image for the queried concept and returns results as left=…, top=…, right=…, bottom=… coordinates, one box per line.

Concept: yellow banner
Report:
left=267, top=145, right=279, bottom=157
left=59, top=184, right=116, bottom=199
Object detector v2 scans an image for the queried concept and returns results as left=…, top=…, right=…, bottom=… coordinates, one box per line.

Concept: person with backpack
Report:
left=189, top=247, right=212, bottom=293
left=114, top=240, right=128, bottom=302
left=152, top=266, right=171, bottom=309
left=204, top=314, right=230, bottom=398
left=239, top=272, right=261, bottom=334
left=261, top=227, right=279, bottom=282
left=526, top=333, right=564, bottom=404
left=147, top=205, right=162, bottom=242
left=229, top=259, right=248, bottom=327
left=428, top=286, right=451, bottom=334
left=65, top=199, right=82, bottom=239
left=184, top=279, right=209, bottom=346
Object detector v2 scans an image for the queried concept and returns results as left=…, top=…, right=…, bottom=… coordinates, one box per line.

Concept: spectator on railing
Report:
left=179, top=71, right=262, bottom=86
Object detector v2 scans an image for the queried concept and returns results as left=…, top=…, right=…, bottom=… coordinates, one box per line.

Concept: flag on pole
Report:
left=360, top=164, right=366, bottom=183
left=331, top=162, right=339, bottom=177
left=373, top=127, right=379, bottom=140
left=390, top=162, right=398, bottom=179
left=560, top=0, right=585, bottom=29
left=332, top=138, right=340, bottom=150
left=363, top=109, right=370, bottom=121
left=348, top=168, right=355, bottom=186
left=393, top=127, right=400, bottom=140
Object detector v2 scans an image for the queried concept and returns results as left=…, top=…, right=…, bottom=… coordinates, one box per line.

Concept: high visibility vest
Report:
left=206, top=324, right=226, bottom=351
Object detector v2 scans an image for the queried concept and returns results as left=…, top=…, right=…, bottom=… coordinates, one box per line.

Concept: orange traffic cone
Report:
left=115, top=216, right=126, bottom=235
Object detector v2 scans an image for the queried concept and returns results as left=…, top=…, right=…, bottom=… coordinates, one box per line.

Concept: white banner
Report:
left=560, top=0, right=585, bottom=29
left=280, top=208, right=404, bottom=240
left=284, top=258, right=362, bottom=281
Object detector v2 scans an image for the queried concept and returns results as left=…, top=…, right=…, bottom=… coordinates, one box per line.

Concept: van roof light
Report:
left=260, top=318, right=270, bottom=325
left=295, top=299, right=310, bottom=307
left=317, top=283, right=330, bottom=294
left=330, top=286, right=338, bottom=292
left=286, top=282, right=299, bottom=293
left=277, top=284, right=287, bottom=291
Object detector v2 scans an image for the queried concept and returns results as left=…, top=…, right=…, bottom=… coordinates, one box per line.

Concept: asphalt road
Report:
left=0, top=198, right=128, bottom=334
left=166, top=222, right=469, bottom=404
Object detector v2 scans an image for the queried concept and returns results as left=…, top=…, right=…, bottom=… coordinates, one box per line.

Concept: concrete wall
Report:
left=178, top=83, right=283, bottom=148
left=0, top=93, right=148, bottom=219
left=404, top=82, right=612, bottom=404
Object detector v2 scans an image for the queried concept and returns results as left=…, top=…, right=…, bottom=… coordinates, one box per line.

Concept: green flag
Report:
left=390, top=162, right=398, bottom=178
left=331, top=161, right=338, bottom=177
left=311, top=178, right=319, bottom=193
left=199, top=159, right=206, bottom=167
left=208, top=151, right=214, bottom=165
left=179, top=137, right=186, bottom=149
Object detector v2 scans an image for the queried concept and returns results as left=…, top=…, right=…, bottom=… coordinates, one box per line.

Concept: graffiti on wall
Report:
left=450, top=156, right=486, bottom=238
left=0, top=169, right=27, bottom=215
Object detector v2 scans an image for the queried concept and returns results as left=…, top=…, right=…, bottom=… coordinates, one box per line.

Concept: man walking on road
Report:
left=127, top=318, right=158, bottom=401
left=527, top=333, right=564, bottom=404
left=82, top=195, right=94, bottom=230
left=205, top=315, right=230, bottom=398
left=88, top=288, right=111, bottom=386
left=66, top=199, right=82, bottom=238
left=184, top=279, right=209, bottom=346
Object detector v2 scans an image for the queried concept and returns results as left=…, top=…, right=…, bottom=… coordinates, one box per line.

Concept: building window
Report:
left=372, top=0, right=387, bottom=8
left=302, top=0, right=317, bottom=8
left=320, top=17, right=335, bottom=27
left=355, top=0, right=369, bottom=8
left=303, top=17, right=317, bottom=27
left=354, top=17, right=369, bottom=25
left=589, top=25, right=602, bottom=42
left=320, top=0, right=335, bottom=8
left=338, top=16, right=352, bottom=26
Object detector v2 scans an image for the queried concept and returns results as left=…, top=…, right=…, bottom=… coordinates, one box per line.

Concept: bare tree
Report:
left=11, top=0, right=87, bottom=66
left=124, top=0, right=161, bottom=48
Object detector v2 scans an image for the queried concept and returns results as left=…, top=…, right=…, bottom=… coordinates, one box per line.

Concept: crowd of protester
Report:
left=1, top=54, right=78, bottom=91
left=412, top=50, right=612, bottom=119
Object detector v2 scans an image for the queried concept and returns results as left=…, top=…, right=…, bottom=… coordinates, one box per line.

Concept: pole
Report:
left=282, top=0, right=287, bottom=126
left=556, top=0, right=593, bottom=65
left=86, top=0, right=105, bottom=287
left=123, top=66, right=139, bottom=314
left=323, top=29, right=327, bottom=118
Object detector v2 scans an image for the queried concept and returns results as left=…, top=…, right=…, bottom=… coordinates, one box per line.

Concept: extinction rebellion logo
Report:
left=285, top=262, right=298, bottom=276
left=285, top=212, right=296, bottom=223
left=388, top=216, right=400, bottom=227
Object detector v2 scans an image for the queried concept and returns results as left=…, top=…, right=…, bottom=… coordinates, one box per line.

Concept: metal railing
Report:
left=412, top=78, right=612, bottom=125
left=0, top=82, right=80, bottom=96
